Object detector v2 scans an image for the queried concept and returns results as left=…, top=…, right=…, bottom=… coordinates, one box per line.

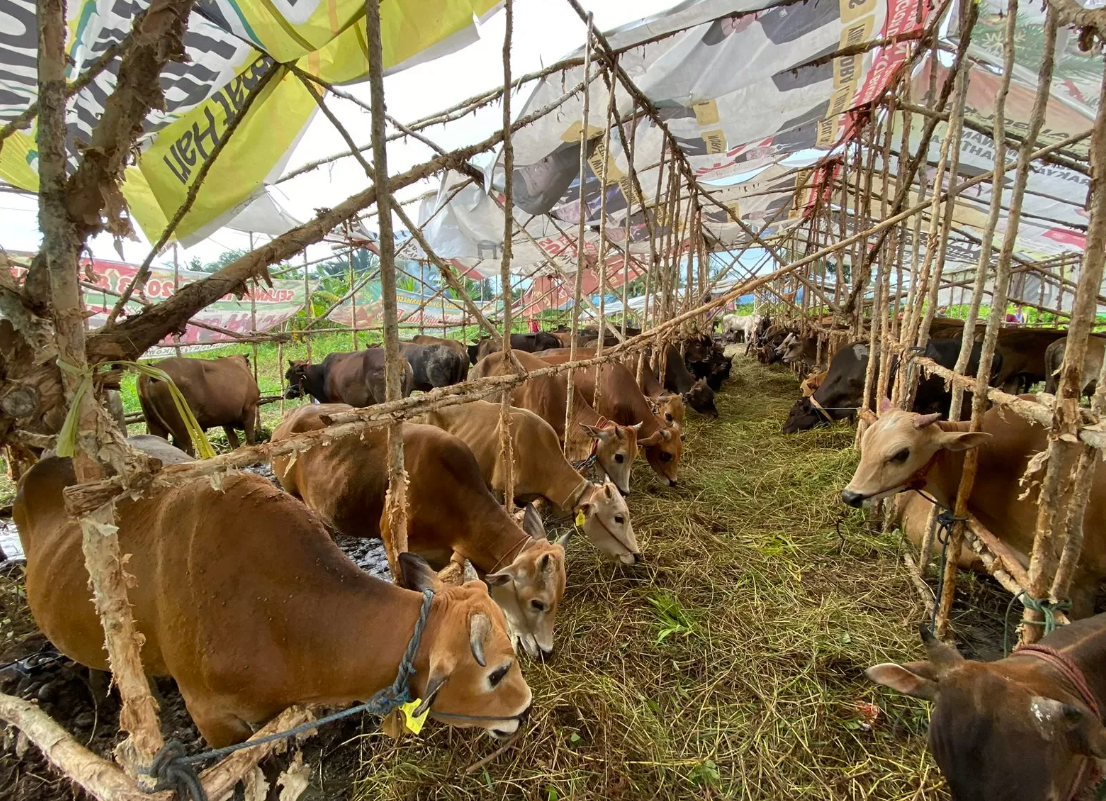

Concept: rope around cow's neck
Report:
left=145, top=588, right=435, bottom=801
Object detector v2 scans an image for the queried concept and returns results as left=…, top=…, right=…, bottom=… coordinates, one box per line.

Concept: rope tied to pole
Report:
left=145, top=588, right=435, bottom=801
left=1003, top=590, right=1073, bottom=655
left=55, top=359, right=216, bottom=459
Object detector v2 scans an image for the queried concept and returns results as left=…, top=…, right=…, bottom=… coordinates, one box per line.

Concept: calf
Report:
left=868, top=617, right=1106, bottom=801
left=419, top=400, right=640, bottom=564
left=138, top=355, right=259, bottom=455
left=1045, top=336, right=1106, bottom=396
left=273, top=407, right=568, bottom=659
left=470, top=350, right=640, bottom=494
left=393, top=341, right=467, bottom=391
left=15, top=447, right=531, bottom=746
left=284, top=349, right=413, bottom=406
left=842, top=400, right=1106, bottom=617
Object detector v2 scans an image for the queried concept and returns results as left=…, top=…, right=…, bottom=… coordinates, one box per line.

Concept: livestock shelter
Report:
left=2, top=0, right=1106, bottom=797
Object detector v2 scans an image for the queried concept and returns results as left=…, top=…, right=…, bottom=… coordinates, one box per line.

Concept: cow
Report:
left=284, top=349, right=413, bottom=406
left=681, top=334, right=732, bottom=390
left=867, top=617, right=1106, bottom=801
left=468, top=332, right=561, bottom=365
left=1045, top=335, right=1106, bottom=397
left=776, top=332, right=818, bottom=371
left=536, top=347, right=710, bottom=419
left=137, top=355, right=260, bottom=455
left=720, top=314, right=753, bottom=343
left=470, top=350, right=641, bottom=494
left=648, top=344, right=718, bottom=417
left=272, top=406, right=569, bottom=659
left=418, top=400, right=640, bottom=564
left=991, top=328, right=1067, bottom=393
left=14, top=443, right=531, bottom=746
left=411, top=333, right=469, bottom=362
left=841, top=399, right=1106, bottom=618
left=386, top=342, right=467, bottom=392
left=912, top=338, right=999, bottom=415
left=521, top=355, right=683, bottom=486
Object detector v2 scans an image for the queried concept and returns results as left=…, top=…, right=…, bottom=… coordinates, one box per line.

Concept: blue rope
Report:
left=147, top=588, right=435, bottom=801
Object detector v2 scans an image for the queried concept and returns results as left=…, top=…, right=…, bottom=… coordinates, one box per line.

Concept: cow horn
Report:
left=913, top=412, right=943, bottom=429
left=919, top=623, right=964, bottom=673
left=470, top=612, right=491, bottom=667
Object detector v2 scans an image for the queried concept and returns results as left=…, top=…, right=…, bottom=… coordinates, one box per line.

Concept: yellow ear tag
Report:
left=575, top=509, right=586, bottom=528
left=400, top=699, right=429, bottom=735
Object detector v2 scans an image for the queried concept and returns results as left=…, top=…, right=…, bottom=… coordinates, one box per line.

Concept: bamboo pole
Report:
left=366, top=0, right=409, bottom=583
left=498, top=0, right=517, bottom=511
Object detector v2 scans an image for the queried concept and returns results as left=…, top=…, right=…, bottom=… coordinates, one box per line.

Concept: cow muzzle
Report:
left=840, top=489, right=865, bottom=508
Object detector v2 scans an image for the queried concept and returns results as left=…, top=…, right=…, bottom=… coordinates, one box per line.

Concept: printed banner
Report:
left=0, top=0, right=501, bottom=245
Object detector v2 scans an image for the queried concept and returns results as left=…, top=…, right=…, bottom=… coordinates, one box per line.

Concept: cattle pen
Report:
left=2, top=0, right=1106, bottom=798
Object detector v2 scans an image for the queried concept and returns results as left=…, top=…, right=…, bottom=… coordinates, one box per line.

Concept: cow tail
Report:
left=137, top=376, right=174, bottom=438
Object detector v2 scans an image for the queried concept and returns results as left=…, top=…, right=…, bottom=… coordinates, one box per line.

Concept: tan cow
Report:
left=470, top=350, right=640, bottom=494
left=138, top=355, right=260, bottom=454
left=15, top=451, right=531, bottom=747
left=419, top=400, right=641, bottom=564
left=842, top=399, right=1106, bottom=617
left=272, top=406, right=568, bottom=659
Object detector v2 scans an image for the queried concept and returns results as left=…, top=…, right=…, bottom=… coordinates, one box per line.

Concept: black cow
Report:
left=284, top=349, right=413, bottom=406
left=658, top=344, right=718, bottom=417
left=468, top=332, right=562, bottom=364
left=782, top=338, right=1002, bottom=433
left=394, top=342, right=467, bottom=392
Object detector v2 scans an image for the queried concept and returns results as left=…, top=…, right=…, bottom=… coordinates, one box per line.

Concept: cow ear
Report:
left=878, top=397, right=894, bottom=415
left=520, top=503, right=546, bottom=540
left=865, top=662, right=938, bottom=700
left=1027, top=697, right=1106, bottom=755
left=399, top=552, right=438, bottom=591
left=939, top=431, right=992, bottom=452
left=580, top=424, right=606, bottom=440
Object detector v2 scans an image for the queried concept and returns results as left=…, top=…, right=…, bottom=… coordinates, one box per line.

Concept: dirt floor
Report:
left=0, top=355, right=1024, bottom=800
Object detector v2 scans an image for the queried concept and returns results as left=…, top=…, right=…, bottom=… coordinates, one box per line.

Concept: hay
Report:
left=347, top=357, right=942, bottom=800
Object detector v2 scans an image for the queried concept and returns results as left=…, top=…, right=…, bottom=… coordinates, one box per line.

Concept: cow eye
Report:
left=530, top=600, right=547, bottom=612
left=660, top=452, right=673, bottom=462
left=890, top=448, right=910, bottom=464
left=615, top=454, right=625, bottom=463
left=665, top=414, right=674, bottom=423
left=489, top=663, right=510, bottom=687
left=614, top=515, right=625, bottom=525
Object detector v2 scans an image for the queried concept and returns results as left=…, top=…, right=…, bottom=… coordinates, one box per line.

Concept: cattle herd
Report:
left=12, top=326, right=733, bottom=748
left=12, top=313, right=1106, bottom=799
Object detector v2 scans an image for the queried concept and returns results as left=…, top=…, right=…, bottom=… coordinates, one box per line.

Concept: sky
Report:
left=0, top=0, right=683, bottom=271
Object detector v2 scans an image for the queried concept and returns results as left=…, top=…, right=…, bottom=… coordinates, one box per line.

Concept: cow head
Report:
left=775, top=332, right=798, bottom=359
left=581, top=422, right=639, bottom=495
left=683, top=379, right=718, bottom=417
left=639, top=423, right=682, bottom=486
left=577, top=481, right=640, bottom=565
left=782, top=397, right=824, bottom=433
left=650, top=394, right=685, bottom=428
left=867, top=625, right=1106, bottom=801
left=484, top=509, right=568, bottom=661
left=841, top=401, right=991, bottom=508
left=707, top=354, right=731, bottom=391
left=284, top=360, right=310, bottom=399
left=399, top=553, right=533, bottom=738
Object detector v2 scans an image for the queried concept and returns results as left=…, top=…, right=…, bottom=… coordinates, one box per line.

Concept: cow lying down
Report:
left=272, top=405, right=568, bottom=660
left=14, top=438, right=531, bottom=746
left=418, top=400, right=641, bottom=564
left=869, top=617, right=1106, bottom=801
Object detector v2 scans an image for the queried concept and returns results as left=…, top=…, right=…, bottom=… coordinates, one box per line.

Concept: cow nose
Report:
left=668, top=479, right=677, bottom=488
left=538, top=647, right=555, bottom=664
left=519, top=703, right=533, bottom=722
left=618, top=486, right=629, bottom=497
left=632, top=553, right=643, bottom=565
left=841, top=489, right=865, bottom=508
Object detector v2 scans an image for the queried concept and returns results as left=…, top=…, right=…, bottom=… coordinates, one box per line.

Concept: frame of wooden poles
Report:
left=4, top=0, right=1106, bottom=796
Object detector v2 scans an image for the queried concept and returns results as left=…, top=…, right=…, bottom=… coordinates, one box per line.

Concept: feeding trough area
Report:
left=2, top=0, right=1106, bottom=798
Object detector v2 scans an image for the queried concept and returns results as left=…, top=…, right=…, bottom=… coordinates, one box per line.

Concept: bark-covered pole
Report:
left=498, top=0, right=516, bottom=511
left=592, top=59, right=617, bottom=410
left=36, top=0, right=164, bottom=780
left=366, top=0, right=409, bottom=582
left=564, top=15, right=592, bottom=454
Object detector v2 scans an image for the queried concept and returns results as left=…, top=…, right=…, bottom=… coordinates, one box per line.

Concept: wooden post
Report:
left=171, top=243, right=182, bottom=357
left=366, top=0, right=408, bottom=582
left=350, top=245, right=359, bottom=349
left=498, top=0, right=517, bottom=511
left=303, top=251, right=313, bottom=363
left=249, top=231, right=259, bottom=383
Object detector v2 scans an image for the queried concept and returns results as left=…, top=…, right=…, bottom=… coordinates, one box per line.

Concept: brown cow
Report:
left=137, top=355, right=259, bottom=455
left=1045, top=335, right=1106, bottom=396
left=15, top=450, right=531, bottom=746
left=284, top=349, right=413, bottom=406
left=419, top=400, right=641, bottom=564
left=521, top=352, right=682, bottom=486
left=842, top=399, right=1106, bottom=617
left=470, top=350, right=640, bottom=494
left=868, top=617, right=1106, bottom=801
left=272, top=406, right=568, bottom=659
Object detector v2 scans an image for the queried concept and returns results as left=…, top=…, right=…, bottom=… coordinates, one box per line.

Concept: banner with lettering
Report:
left=0, top=0, right=501, bottom=245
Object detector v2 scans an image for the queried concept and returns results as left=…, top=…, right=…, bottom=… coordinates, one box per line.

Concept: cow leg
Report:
left=243, top=408, right=258, bottom=446
left=172, top=423, right=196, bottom=457
left=224, top=426, right=241, bottom=450
left=181, top=691, right=258, bottom=749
